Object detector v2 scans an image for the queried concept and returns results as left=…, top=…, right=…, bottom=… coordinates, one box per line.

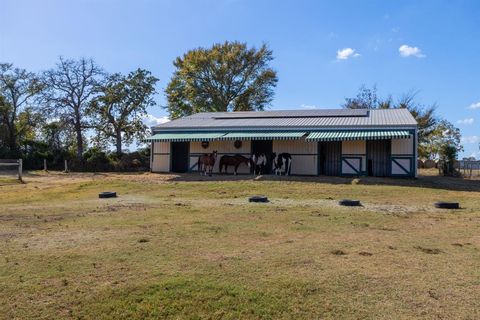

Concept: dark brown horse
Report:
left=219, top=154, right=251, bottom=175
left=198, top=151, right=217, bottom=176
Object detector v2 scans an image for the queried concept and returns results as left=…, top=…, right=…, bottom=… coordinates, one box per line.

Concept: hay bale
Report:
left=424, top=160, right=435, bottom=168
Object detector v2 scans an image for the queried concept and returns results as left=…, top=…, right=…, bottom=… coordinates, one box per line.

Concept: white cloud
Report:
left=143, top=114, right=169, bottom=127
left=300, top=104, right=319, bottom=110
left=336, top=48, right=360, bottom=60
left=457, top=118, right=474, bottom=125
left=399, top=45, right=425, bottom=58
left=468, top=102, right=480, bottom=109
left=461, top=135, right=480, bottom=144
left=300, top=104, right=331, bottom=110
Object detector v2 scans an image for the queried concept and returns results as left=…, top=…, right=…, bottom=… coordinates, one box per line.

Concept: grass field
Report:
left=1, top=171, right=479, bottom=319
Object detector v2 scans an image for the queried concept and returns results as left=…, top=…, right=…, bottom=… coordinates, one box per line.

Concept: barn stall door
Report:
left=318, top=141, right=341, bottom=176
left=367, top=140, right=391, bottom=177
left=251, top=140, right=273, bottom=174
left=171, top=142, right=189, bottom=173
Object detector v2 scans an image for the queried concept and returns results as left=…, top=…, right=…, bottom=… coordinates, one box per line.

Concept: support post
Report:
left=64, top=160, right=69, bottom=173
left=44, top=159, right=47, bottom=171
left=18, top=159, right=23, bottom=182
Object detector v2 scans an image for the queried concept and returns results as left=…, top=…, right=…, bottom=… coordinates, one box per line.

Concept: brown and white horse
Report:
left=219, top=154, right=251, bottom=175
left=198, top=151, right=217, bottom=176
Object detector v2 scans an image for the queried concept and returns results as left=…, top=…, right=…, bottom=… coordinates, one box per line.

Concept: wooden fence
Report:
left=0, top=159, right=23, bottom=181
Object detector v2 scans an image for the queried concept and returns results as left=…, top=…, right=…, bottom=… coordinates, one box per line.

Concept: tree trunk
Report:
left=7, top=132, right=16, bottom=151
left=75, top=125, right=83, bottom=159
left=6, top=118, right=16, bottom=152
left=115, top=129, right=122, bottom=156
left=74, top=109, right=83, bottom=159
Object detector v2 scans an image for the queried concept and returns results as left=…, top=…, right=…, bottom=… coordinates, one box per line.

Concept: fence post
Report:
left=18, top=159, right=23, bottom=182
left=64, top=160, right=68, bottom=173
left=44, top=159, right=47, bottom=171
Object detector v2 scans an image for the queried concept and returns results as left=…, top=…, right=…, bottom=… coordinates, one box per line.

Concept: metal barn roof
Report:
left=145, top=130, right=412, bottom=142
left=153, top=109, right=417, bottom=131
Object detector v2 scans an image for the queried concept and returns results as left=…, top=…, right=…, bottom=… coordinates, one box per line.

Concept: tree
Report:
left=41, top=120, right=76, bottom=152
left=165, top=41, right=278, bottom=119
left=0, top=95, right=9, bottom=151
left=0, top=63, right=44, bottom=152
left=439, top=143, right=459, bottom=176
left=422, top=119, right=463, bottom=160
left=41, top=57, right=103, bottom=159
left=342, top=85, right=380, bottom=109
left=89, top=69, right=158, bottom=155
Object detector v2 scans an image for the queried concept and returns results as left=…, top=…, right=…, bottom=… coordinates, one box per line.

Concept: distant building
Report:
left=145, top=109, right=418, bottom=177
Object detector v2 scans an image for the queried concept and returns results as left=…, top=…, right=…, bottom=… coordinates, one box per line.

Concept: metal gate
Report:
left=318, top=141, right=341, bottom=176
left=367, top=140, right=391, bottom=177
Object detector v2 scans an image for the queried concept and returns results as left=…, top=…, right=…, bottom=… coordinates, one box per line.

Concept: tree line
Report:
left=0, top=41, right=278, bottom=170
left=0, top=58, right=158, bottom=170
left=0, top=41, right=463, bottom=171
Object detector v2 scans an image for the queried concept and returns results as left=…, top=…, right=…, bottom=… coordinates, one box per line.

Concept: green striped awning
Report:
left=305, top=130, right=411, bottom=141
left=144, top=132, right=226, bottom=142
left=219, top=131, right=306, bottom=141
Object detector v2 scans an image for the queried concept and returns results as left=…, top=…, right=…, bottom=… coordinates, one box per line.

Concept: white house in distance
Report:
left=145, top=109, right=418, bottom=177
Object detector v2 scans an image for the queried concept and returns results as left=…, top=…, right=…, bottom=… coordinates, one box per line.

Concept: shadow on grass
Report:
left=165, top=172, right=480, bottom=192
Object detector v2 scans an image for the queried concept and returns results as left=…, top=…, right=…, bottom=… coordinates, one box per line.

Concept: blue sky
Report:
left=1, top=0, right=479, bottom=158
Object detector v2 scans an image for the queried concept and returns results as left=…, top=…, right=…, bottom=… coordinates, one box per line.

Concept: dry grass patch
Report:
left=0, top=172, right=479, bottom=319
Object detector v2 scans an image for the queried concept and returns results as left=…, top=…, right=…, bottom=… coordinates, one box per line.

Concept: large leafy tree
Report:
left=0, top=63, right=44, bottom=152
left=421, top=119, right=463, bottom=160
left=343, top=85, right=461, bottom=159
left=165, top=41, right=278, bottom=119
left=89, top=69, right=158, bottom=155
left=41, top=57, right=104, bottom=159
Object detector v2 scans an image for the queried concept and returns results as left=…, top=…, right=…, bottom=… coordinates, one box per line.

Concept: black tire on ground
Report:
left=99, top=191, right=117, bottom=199
left=249, top=196, right=269, bottom=203
left=434, top=202, right=460, bottom=209
left=338, top=199, right=362, bottom=207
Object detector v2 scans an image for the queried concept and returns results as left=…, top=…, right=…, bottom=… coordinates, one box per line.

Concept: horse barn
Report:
left=145, top=109, right=418, bottom=177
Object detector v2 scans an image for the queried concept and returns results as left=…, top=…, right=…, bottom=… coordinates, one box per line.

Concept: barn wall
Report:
left=152, top=142, right=170, bottom=172
left=190, top=140, right=251, bottom=173
left=273, top=139, right=318, bottom=175
left=153, top=141, right=170, bottom=154
left=391, top=137, right=414, bottom=155
left=341, top=140, right=366, bottom=172
left=391, top=137, right=415, bottom=177
left=190, top=140, right=251, bottom=155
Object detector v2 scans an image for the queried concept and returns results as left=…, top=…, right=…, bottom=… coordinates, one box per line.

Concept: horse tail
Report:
left=219, top=156, right=224, bottom=173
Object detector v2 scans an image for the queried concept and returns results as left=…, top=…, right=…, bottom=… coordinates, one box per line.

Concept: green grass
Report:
left=0, top=172, right=479, bottom=319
